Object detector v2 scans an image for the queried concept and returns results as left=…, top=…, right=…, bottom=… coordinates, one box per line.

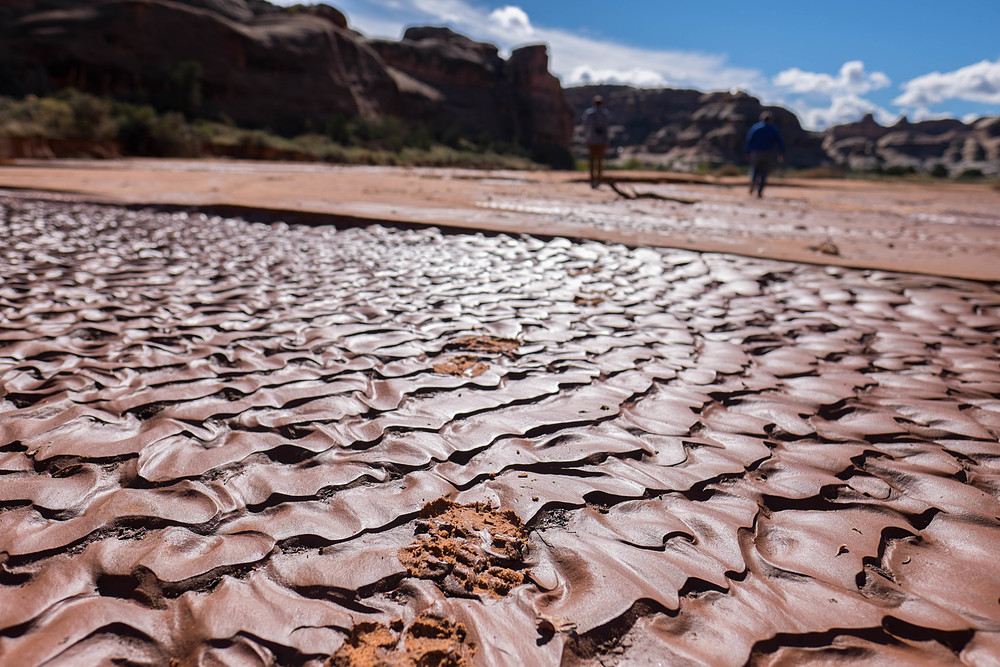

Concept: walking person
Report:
left=744, top=111, right=786, bottom=198
left=582, top=95, right=610, bottom=188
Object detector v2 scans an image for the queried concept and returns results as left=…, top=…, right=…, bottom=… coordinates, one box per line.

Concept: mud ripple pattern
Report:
left=0, top=196, right=999, bottom=665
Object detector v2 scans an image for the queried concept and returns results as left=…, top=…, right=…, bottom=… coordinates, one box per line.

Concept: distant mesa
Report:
left=563, top=86, right=1000, bottom=176
left=0, top=0, right=997, bottom=174
left=818, top=112, right=1000, bottom=176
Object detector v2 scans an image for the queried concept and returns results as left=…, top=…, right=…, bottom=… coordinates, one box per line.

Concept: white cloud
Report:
left=895, top=58, right=1000, bottom=107
left=792, top=94, right=897, bottom=130
left=570, top=66, right=667, bottom=88
left=488, top=5, right=532, bottom=36
left=319, top=0, right=762, bottom=91
left=773, top=60, right=890, bottom=95
left=542, top=31, right=760, bottom=91
left=278, top=2, right=996, bottom=130
left=411, top=0, right=483, bottom=25
left=766, top=61, right=896, bottom=130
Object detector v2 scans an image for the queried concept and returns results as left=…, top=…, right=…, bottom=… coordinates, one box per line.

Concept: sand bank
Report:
left=1, top=158, right=999, bottom=280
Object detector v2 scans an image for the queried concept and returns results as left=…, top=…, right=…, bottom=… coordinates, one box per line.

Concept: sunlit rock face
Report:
left=370, top=28, right=574, bottom=167
left=1, top=0, right=400, bottom=132
left=1, top=2, right=574, bottom=164
left=824, top=113, right=1000, bottom=176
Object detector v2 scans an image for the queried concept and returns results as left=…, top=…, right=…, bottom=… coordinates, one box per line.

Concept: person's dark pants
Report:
left=749, top=151, right=773, bottom=196
left=588, top=143, right=608, bottom=186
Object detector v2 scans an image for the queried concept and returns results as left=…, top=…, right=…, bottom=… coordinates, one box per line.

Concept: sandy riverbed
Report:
left=1, top=158, right=999, bottom=280
left=0, top=162, right=998, bottom=665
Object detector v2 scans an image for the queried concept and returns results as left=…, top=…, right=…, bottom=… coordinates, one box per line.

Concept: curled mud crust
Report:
left=3, top=195, right=1000, bottom=665
left=432, top=354, right=489, bottom=377
left=327, top=614, right=476, bottom=667
left=446, top=335, right=519, bottom=357
left=399, top=499, right=528, bottom=598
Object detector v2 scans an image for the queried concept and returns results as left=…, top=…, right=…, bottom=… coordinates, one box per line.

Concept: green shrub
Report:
left=795, top=166, right=846, bottom=179
left=64, top=91, right=110, bottom=139
left=113, top=103, right=157, bottom=154
left=0, top=88, right=544, bottom=168
left=323, top=114, right=438, bottom=153
left=12, top=95, right=73, bottom=137
left=880, top=164, right=917, bottom=176
left=165, top=60, right=203, bottom=116
left=958, top=168, right=985, bottom=179
left=114, top=104, right=196, bottom=156
left=929, top=163, right=949, bottom=178
left=323, top=113, right=347, bottom=144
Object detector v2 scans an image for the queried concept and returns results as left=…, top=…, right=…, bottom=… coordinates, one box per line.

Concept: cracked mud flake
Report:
left=1, top=196, right=1000, bottom=665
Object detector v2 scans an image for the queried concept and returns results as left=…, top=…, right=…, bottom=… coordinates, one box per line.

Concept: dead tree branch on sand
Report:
left=608, top=181, right=698, bottom=205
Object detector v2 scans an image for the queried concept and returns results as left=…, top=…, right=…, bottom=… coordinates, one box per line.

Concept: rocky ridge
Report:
left=0, top=0, right=996, bottom=174
left=0, top=0, right=573, bottom=164
left=823, top=112, right=1000, bottom=176
left=369, top=27, right=573, bottom=166
left=2, top=0, right=398, bottom=132
left=565, top=85, right=1000, bottom=175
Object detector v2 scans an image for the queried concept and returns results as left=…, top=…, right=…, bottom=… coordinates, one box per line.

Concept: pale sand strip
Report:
left=1, top=158, right=998, bottom=281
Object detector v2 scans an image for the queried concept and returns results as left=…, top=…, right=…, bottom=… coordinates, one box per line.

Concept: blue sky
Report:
left=279, top=0, right=1000, bottom=130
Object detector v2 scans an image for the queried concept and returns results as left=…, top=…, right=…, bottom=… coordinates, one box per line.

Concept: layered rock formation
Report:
left=566, top=85, right=1000, bottom=175
left=2, top=0, right=399, bottom=133
left=564, top=85, right=826, bottom=170
left=0, top=0, right=573, bottom=164
left=824, top=113, right=1000, bottom=175
left=369, top=27, right=573, bottom=166
left=2, top=1, right=995, bottom=173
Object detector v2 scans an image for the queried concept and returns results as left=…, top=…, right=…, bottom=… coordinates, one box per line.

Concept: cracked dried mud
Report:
left=0, top=170, right=999, bottom=666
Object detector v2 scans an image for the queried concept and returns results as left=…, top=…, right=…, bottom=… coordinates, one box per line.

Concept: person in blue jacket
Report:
left=744, top=111, right=786, bottom=198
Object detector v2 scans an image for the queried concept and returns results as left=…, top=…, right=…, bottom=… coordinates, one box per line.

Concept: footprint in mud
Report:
left=327, top=614, right=476, bottom=667
left=398, top=498, right=528, bottom=598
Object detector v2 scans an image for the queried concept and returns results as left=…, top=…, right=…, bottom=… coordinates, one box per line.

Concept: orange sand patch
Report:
left=399, top=499, right=528, bottom=598
left=573, top=294, right=605, bottom=306
left=432, top=354, right=489, bottom=377
left=327, top=614, right=476, bottom=667
left=446, top=335, right=520, bottom=357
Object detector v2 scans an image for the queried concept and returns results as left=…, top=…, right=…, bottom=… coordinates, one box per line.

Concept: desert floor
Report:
left=0, top=160, right=999, bottom=666
left=2, top=158, right=1000, bottom=281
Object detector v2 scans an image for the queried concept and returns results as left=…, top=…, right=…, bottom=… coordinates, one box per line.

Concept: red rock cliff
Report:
left=3, top=0, right=402, bottom=133
left=370, top=27, right=574, bottom=167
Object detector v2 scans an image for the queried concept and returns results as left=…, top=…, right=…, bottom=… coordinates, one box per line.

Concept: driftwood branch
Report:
left=607, top=181, right=698, bottom=205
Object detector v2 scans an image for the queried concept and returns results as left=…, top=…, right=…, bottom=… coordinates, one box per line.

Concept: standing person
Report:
left=582, top=95, right=610, bottom=188
left=744, top=111, right=786, bottom=198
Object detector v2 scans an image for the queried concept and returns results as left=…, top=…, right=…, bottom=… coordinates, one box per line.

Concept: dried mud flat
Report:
left=0, top=194, right=999, bottom=666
